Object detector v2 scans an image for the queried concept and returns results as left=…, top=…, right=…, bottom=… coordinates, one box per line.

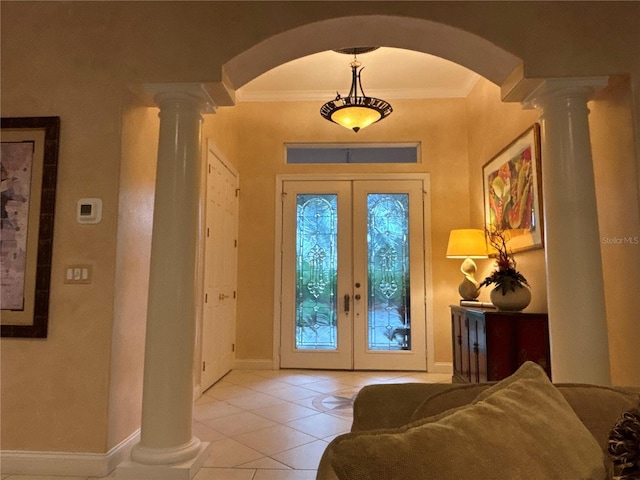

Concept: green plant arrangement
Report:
left=479, top=227, right=530, bottom=295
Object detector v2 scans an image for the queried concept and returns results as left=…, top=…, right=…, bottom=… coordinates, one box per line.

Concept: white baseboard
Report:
left=231, top=358, right=451, bottom=374
left=232, top=359, right=275, bottom=370
left=0, top=429, right=140, bottom=477
left=430, top=362, right=453, bottom=374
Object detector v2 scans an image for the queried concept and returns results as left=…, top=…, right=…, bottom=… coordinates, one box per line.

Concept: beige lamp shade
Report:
left=446, top=229, right=488, bottom=301
left=446, top=229, right=489, bottom=258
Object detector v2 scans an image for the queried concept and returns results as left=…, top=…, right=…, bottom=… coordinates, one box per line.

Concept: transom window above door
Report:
left=285, top=144, right=420, bottom=164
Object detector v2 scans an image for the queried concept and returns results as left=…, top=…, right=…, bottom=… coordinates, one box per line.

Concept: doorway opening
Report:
left=216, top=13, right=522, bottom=376
left=275, top=174, right=432, bottom=371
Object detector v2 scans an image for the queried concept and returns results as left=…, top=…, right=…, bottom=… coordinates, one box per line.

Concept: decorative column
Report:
left=118, top=84, right=214, bottom=479
left=525, top=78, right=611, bottom=385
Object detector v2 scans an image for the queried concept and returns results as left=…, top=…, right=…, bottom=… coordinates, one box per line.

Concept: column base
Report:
left=116, top=442, right=211, bottom=480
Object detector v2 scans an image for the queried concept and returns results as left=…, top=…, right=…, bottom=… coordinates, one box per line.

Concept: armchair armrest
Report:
left=351, top=382, right=457, bottom=431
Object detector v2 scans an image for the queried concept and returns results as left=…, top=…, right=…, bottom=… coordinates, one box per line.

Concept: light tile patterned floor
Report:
left=192, top=369, right=451, bottom=480
left=1, top=369, right=451, bottom=480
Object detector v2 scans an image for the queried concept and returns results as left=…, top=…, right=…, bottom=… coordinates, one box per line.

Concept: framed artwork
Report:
left=482, top=124, right=543, bottom=253
left=1, top=117, right=60, bottom=338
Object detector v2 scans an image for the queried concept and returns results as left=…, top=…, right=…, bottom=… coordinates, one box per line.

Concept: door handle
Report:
left=354, top=294, right=361, bottom=300
left=344, top=294, right=350, bottom=313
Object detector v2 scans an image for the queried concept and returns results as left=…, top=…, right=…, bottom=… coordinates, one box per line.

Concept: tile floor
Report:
left=192, top=369, right=451, bottom=480
left=1, top=369, right=451, bottom=480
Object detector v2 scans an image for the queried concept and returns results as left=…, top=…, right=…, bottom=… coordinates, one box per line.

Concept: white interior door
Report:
left=202, top=147, right=239, bottom=389
left=280, top=178, right=427, bottom=371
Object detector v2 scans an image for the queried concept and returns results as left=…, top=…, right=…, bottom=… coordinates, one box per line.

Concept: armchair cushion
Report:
left=328, top=362, right=605, bottom=480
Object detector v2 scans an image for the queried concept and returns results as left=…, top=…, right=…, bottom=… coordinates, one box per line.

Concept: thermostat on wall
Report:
left=77, top=198, right=103, bottom=224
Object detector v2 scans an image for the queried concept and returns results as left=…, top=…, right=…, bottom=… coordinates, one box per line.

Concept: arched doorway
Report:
left=207, top=16, right=523, bottom=375
left=221, top=15, right=521, bottom=91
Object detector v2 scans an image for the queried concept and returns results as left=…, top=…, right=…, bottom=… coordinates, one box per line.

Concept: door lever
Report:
left=344, top=294, right=350, bottom=313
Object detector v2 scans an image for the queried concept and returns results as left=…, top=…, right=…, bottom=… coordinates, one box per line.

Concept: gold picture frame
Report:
left=482, top=124, right=543, bottom=253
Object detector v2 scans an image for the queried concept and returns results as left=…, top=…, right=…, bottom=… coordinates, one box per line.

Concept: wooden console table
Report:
left=451, top=306, right=551, bottom=383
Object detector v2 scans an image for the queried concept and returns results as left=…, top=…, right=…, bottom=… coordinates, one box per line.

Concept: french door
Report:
left=280, top=178, right=427, bottom=370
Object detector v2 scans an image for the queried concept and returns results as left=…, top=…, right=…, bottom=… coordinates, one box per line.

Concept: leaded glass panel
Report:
left=367, top=194, right=411, bottom=350
left=295, top=194, right=338, bottom=350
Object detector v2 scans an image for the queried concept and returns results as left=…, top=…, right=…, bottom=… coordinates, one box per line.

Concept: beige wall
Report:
left=1, top=0, right=639, bottom=458
left=590, top=77, right=640, bottom=386
left=0, top=13, right=129, bottom=449
left=107, top=98, right=158, bottom=448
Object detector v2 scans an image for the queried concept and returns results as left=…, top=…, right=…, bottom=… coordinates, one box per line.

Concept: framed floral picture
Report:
left=1, top=117, right=60, bottom=338
left=482, top=124, right=543, bottom=252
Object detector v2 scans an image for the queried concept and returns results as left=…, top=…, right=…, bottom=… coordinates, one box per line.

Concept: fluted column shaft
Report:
left=527, top=78, right=611, bottom=384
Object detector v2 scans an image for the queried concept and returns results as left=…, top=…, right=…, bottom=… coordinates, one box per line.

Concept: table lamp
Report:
left=446, top=229, right=489, bottom=301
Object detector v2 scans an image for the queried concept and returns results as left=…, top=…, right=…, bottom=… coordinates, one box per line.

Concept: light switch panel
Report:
left=64, top=264, right=92, bottom=284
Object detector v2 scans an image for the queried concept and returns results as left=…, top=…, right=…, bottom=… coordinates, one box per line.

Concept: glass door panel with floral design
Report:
left=352, top=180, right=426, bottom=370
left=295, top=193, right=338, bottom=350
left=280, top=181, right=353, bottom=369
left=280, top=179, right=426, bottom=370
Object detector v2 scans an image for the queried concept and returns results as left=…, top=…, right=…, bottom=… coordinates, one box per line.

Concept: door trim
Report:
left=274, top=173, right=435, bottom=371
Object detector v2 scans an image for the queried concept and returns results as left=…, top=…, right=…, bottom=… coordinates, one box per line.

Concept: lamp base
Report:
left=458, top=278, right=480, bottom=301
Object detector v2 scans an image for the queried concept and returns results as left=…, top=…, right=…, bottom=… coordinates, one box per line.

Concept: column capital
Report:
left=522, top=77, right=609, bottom=110
left=143, top=83, right=217, bottom=114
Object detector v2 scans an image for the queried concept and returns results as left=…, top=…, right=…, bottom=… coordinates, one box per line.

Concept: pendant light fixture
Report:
left=320, top=47, right=392, bottom=133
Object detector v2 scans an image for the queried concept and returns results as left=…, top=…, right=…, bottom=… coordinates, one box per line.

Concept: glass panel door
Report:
left=353, top=180, right=426, bottom=370
left=280, top=179, right=426, bottom=370
left=280, top=181, right=353, bottom=369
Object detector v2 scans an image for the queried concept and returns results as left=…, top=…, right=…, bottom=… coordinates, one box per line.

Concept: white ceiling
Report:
left=236, top=47, right=480, bottom=102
